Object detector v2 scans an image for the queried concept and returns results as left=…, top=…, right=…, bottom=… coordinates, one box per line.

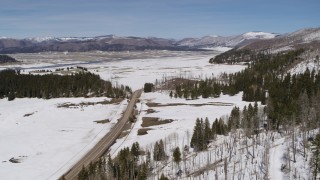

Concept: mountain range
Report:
left=0, top=28, right=319, bottom=53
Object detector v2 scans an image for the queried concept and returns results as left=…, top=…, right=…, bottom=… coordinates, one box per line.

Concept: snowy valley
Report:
left=0, top=27, right=320, bottom=180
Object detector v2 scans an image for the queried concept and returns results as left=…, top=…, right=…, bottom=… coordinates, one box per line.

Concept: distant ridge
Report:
left=0, top=27, right=319, bottom=53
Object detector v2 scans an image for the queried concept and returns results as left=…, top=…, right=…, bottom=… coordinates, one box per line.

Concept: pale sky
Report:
left=0, top=0, right=319, bottom=39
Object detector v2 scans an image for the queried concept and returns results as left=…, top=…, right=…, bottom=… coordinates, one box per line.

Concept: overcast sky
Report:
left=0, top=0, right=319, bottom=39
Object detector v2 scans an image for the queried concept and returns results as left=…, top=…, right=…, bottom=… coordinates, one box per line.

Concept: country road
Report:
left=62, top=89, right=143, bottom=180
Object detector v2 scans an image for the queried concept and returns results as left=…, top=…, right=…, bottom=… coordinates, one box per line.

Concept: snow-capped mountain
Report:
left=0, top=35, right=178, bottom=53
left=0, top=28, right=319, bottom=53
left=243, top=27, right=320, bottom=52
left=177, top=32, right=278, bottom=48
left=285, top=28, right=320, bottom=42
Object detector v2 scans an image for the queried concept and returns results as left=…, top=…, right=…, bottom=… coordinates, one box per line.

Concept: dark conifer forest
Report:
left=0, top=69, right=131, bottom=100
left=0, top=54, right=17, bottom=63
left=171, top=49, right=320, bottom=130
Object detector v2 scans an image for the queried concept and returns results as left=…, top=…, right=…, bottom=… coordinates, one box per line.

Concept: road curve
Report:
left=62, top=89, right=143, bottom=180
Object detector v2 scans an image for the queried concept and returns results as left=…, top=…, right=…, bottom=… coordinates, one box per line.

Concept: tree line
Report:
left=190, top=102, right=260, bottom=152
left=0, top=54, right=17, bottom=63
left=170, top=49, right=320, bottom=130
left=0, top=69, right=131, bottom=100
left=103, top=141, right=174, bottom=180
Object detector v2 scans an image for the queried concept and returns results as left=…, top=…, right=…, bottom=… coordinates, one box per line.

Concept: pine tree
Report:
left=107, top=154, right=113, bottom=176
left=137, top=162, right=148, bottom=180
left=131, top=142, right=140, bottom=160
left=191, top=118, right=206, bottom=151
left=204, top=117, right=211, bottom=144
left=153, top=141, right=159, bottom=161
left=311, top=133, right=320, bottom=179
left=153, top=140, right=166, bottom=161
left=159, top=139, right=166, bottom=160
left=78, top=165, right=88, bottom=180
left=159, top=173, right=169, bottom=180
left=173, top=147, right=181, bottom=167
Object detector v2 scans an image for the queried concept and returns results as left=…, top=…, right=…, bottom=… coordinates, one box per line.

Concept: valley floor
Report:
left=0, top=97, right=127, bottom=179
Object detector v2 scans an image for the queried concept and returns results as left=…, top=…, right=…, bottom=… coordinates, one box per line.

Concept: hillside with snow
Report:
left=243, top=27, right=320, bottom=53
left=177, top=31, right=278, bottom=49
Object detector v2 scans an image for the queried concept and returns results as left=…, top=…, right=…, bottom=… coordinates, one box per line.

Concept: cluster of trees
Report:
left=153, top=139, right=167, bottom=161
left=0, top=69, right=131, bottom=100
left=171, top=80, right=221, bottom=99
left=0, top=54, right=17, bottom=63
left=106, top=142, right=149, bottom=180
left=56, top=66, right=88, bottom=72
left=190, top=118, right=228, bottom=151
left=190, top=107, right=259, bottom=151
left=209, top=49, right=256, bottom=64
left=144, top=83, right=154, bottom=93
left=75, top=158, right=107, bottom=180
left=172, top=49, right=305, bottom=103
left=171, top=49, right=320, bottom=130
left=311, top=133, right=320, bottom=179
left=104, top=140, right=178, bottom=179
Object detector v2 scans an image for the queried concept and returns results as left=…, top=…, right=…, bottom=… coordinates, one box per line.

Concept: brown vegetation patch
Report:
left=146, top=109, right=157, bottom=114
left=157, top=78, right=198, bottom=90
left=94, top=119, right=110, bottom=124
left=23, top=112, right=36, bottom=117
left=121, top=122, right=132, bottom=132
left=141, top=117, right=174, bottom=127
left=57, top=98, right=123, bottom=108
left=9, top=157, right=21, bottom=163
left=137, top=128, right=153, bottom=135
left=118, top=131, right=130, bottom=139
left=146, top=102, right=233, bottom=107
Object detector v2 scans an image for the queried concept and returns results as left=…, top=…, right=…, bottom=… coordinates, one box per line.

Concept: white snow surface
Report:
left=0, top=51, right=248, bottom=179
left=177, top=32, right=277, bottom=48
left=0, top=97, right=127, bottom=180
left=287, top=28, right=320, bottom=42
left=90, top=55, right=246, bottom=90
left=110, top=91, right=313, bottom=180
left=200, top=46, right=233, bottom=52
left=110, top=91, right=250, bottom=156
left=289, top=58, right=320, bottom=75
left=269, top=137, right=285, bottom=180
left=243, top=31, right=277, bottom=39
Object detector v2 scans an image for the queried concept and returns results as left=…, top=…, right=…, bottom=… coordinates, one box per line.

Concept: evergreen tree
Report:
left=204, top=117, right=212, bottom=144
left=153, top=140, right=166, bottom=161
left=131, top=142, right=140, bottom=160
left=144, top=83, right=154, bottom=93
left=311, top=133, right=320, bottom=179
left=191, top=118, right=206, bottom=151
left=78, top=165, right=88, bottom=180
left=173, top=147, right=181, bottom=166
left=159, top=173, right=169, bottom=180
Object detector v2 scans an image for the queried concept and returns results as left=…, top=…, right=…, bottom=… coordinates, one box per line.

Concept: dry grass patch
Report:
left=141, top=117, right=174, bottom=127
left=94, top=119, right=110, bottom=124
left=156, top=78, right=197, bottom=90
left=57, top=98, right=123, bottom=108
left=146, top=102, right=233, bottom=107
left=23, top=112, right=36, bottom=117
left=118, top=131, right=130, bottom=139
left=146, top=109, right=157, bottom=114
left=137, top=128, right=153, bottom=135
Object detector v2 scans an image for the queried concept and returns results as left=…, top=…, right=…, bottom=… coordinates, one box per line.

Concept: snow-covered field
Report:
left=110, top=91, right=251, bottom=157
left=0, top=97, right=127, bottom=179
left=111, top=91, right=313, bottom=180
left=0, top=50, right=250, bottom=179
left=1, top=50, right=246, bottom=91
left=91, top=56, right=245, bottom=90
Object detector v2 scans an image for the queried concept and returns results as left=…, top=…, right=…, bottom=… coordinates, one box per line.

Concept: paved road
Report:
left=62, top=89, right=142, bottom=180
